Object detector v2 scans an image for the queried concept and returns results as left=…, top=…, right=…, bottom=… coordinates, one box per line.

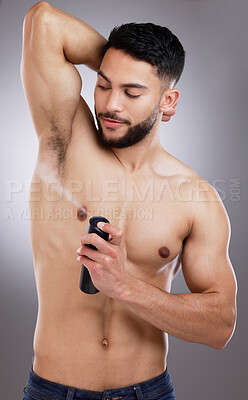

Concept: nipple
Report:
left=77, top=206, right=88, bottom=222
left=158, top=246, right=170, bottom=258
left=101, top=337, right=109, bottom=349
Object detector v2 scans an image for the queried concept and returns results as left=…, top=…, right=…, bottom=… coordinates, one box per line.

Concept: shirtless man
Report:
left=21, top=2, right=237, bottom=399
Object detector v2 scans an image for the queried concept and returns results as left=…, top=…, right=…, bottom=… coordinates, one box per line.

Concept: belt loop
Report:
left=66, top=388, right=75, bottom=400
left=133, top=385, right=143, bottom=400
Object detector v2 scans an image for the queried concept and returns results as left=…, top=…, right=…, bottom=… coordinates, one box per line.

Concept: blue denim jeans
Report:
left=23, top=365, right=176, bottom=400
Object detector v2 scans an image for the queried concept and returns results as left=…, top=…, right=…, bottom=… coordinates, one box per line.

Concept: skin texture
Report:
left=21, top=2, right=237, bottom=391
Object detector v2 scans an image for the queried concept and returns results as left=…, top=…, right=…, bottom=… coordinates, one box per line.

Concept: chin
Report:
left=103, top=125, right=127, bottom=135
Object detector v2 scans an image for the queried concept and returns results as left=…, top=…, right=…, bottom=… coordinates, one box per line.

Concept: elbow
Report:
left=27, top=1, right=50, bottom=15
left=21, top=1, right=51, bottom=73
left=212, top=307, right=237, bottom=350
left=22, top=1, right=54, bottom=49
left=24, top=1, right=51, bottom=26
left=211, top=333, right=233, bottom=350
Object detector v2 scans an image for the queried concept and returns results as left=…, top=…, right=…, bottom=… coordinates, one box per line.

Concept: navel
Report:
left=101, top=337, right=110, bottom=349
left=158, top=246, right=170, bottom=258
left=77, top=206, right=88, bottom=222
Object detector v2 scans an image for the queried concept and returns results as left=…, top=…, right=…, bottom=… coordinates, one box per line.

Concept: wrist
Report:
left=115, top=272, right=139, bottom=303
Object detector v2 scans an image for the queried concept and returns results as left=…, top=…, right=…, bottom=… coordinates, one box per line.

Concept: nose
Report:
left=105, top=90, right=123, bottom=114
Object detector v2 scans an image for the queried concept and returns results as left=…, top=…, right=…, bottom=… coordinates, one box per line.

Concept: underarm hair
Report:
left=45, top=121, right=71, bottom=174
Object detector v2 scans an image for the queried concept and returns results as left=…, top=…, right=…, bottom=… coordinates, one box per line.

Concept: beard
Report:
left=94, top=104, right=160, bottom=149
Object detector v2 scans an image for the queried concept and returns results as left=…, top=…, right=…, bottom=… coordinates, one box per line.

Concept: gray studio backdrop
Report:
left=0, top=0, right=247, bottom=399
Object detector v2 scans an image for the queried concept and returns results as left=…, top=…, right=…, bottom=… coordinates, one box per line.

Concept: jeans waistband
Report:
left=26, top=365, right=173, bottom=400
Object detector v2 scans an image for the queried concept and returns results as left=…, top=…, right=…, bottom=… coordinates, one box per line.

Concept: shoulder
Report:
left=163, top=152, right=222, bottom=202
left=161, top=152, right=231, bottom=237
left=159, top=151, right=206, bottom=201
left=188, top=176, right=231, bottom=246
left=159, top=150, right=200, bottom=183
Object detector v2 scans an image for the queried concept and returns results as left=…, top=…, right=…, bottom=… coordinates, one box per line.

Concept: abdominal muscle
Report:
left=32, top=284, right=168, bottom=390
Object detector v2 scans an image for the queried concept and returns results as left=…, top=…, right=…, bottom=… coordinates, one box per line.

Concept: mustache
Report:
left=97, top=112, right=131, bottom=125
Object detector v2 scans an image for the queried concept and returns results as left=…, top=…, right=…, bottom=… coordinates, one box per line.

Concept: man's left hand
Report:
left=77, top=222, right=128, bottom=298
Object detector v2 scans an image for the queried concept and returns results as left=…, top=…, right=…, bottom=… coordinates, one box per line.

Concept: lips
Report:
left=101, top=117, right=125, bottom=128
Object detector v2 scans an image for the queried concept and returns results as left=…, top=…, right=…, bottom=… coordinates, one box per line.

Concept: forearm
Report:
left=117, top=274, right=234, bottom=350
left=30, top=1, right=107, bottom=70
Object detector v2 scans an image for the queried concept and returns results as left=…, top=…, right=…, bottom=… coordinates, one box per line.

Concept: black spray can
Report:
left=79, top=216, right=110, bottom=294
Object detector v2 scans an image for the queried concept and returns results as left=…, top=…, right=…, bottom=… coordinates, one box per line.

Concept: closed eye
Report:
left=98, top=84, right=109, bottom=90
left=98, top=85, right=140, bottom=99
left=125, top=91, right=141, bottom=99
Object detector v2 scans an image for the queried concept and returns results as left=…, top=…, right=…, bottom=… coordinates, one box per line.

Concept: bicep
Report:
left=21, top=3, right=82, bottom=138
left=181, top=184, right=237, bottom=298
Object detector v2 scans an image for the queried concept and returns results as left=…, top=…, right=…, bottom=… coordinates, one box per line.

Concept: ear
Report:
left=160, top=89, right=180, bottom=113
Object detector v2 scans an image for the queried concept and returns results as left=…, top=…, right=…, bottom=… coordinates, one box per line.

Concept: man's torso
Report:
left=30, top=101, right=196, bottom=390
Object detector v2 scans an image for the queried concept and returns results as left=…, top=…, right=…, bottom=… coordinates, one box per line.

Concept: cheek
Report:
left=94, top=90, right=107, bottom=112
left=128, top=98, right=154, bottom=121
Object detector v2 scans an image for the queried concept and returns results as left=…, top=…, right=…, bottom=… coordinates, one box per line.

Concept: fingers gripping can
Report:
left=79, top=216, right=110, bottom=294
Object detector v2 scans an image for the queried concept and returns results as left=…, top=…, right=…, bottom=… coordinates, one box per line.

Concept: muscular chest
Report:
left=69, top=167, right=188, bottom=275
left=33, top=148, right=190, bottom=278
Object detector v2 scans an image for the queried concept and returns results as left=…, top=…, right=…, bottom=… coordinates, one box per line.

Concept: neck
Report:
left=111, top=116, right=163, bottom=174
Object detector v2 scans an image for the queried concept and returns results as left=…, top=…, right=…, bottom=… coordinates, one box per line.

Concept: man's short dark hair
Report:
left=103, top=22, right=186, bottom=87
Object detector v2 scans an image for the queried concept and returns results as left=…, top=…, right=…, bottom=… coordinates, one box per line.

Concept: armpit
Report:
left=45, top=121, right=72, bottom=173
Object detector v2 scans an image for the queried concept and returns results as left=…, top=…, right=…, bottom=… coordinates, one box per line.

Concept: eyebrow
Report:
left=98, top=70, right=148, bottom=90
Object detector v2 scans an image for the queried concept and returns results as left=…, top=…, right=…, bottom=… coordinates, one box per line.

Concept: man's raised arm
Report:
left=21, top=1, right=107, bottom=140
